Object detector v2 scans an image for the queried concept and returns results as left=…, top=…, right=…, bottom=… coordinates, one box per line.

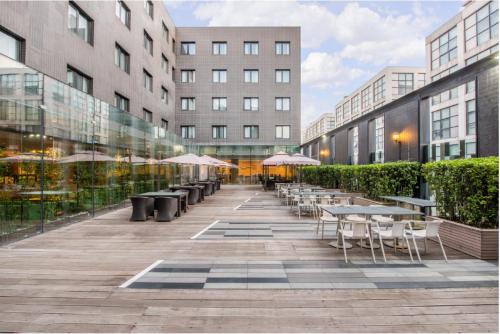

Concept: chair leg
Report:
left=321, top=220, right=325, bottom=239
left=437, top=235, right=448, bottom=263
left=316, top=217, right=320, bottom=235
left=367, top=234, right=376, bottom=263
left=298, top=206, right=301, bottom=219
left=341, top=233, right=348, bottom=263
left=404, top=235, right=414, bottom=263
left=394, top=238, right=397, bottom=255
left=378, top=234, right=386, bottom=263
left=424, top=238, right=427, bottom=254
left=412, top=235, right=421, bottom=263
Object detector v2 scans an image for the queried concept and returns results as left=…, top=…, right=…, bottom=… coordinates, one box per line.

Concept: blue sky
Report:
left=164, top=0, right=463, bottom=128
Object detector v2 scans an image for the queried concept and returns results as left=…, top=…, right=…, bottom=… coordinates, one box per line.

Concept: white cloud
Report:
left=193, top=1, right=336, bottom=48
left=301, top=52, right=366, bottom=89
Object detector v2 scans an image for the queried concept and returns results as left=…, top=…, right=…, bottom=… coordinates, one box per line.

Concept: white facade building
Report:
left=334, top=66, right=426, bottom=128
left=302, top=113, right=335, bottom=143
left=426, top=0, right=498, bottom=82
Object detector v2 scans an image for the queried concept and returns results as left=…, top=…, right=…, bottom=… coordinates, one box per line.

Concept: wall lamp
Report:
left=392, top=132, right=401, bottom=143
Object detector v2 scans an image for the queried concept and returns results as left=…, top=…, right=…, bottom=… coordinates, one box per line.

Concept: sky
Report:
left=164, top=0, right=463, bottom=129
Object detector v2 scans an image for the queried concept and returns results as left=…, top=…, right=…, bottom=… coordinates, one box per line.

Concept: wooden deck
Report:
left=0, top=185, right=498, bottom=332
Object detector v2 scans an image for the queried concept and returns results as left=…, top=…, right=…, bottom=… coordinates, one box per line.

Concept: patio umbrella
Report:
left=288, top=153, right=321, bottom=183
left=59, top=151, right=115, bottom=163
left=262, top=151, right=292, bottom=166
left=0, top=153, right=52, bottom=162
left=159, top=153, right=215, bottom=166
left=120, top=155, right=152, bottom=164
left=201, top=155, right=237, bottom=168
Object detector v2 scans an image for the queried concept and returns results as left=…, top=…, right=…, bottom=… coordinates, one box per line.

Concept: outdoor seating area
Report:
left=275, top=182, right=449, bottom=264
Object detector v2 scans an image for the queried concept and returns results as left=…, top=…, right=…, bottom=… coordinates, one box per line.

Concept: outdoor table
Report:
left=191, top=182, right=214, bottom=196
left=19, top=190, right=71, bottom=196
left=140, top=192, right=187, bottom=217
left=170, top=186, right=200, bottom=205
left=189, top=185, right=205, bottom=202
left=381, top=196, right=436, bottom=216
left=298, top=191, right=347, bottom=197
left=320, top=205, right=423, bottom=249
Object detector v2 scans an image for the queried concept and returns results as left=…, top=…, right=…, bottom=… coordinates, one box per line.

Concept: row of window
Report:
left=180, top=125, right=291, bottom=140
left=431, top=1, right=498, bottom=70
left=179, top=97, right=291, bottom=112
left=180, top=41, right=291, bottom=56
left=179, top=69, right=291, bottom=84
left=431, top=99, right=477, bottom=141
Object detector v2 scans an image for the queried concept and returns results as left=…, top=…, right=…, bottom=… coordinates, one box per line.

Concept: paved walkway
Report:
left=0, top=185, right=498, bottom=332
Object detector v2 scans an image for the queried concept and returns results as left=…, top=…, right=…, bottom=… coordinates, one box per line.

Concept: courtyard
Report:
left=0, top=185, right=497, bottom=332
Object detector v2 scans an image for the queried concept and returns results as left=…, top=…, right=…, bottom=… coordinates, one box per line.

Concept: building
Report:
left=302, top=113, right=335, bottom=143
left=174, top=27, right=301, bottom=182
left=0, top=1, right=301, bottom=184
left=334, top=67, right=426, bottom=129
left=302, top=54, right=498, bottom=165
left=426, top=0, right=498, bottom=82
left=302, top=0, right=498, bottom=166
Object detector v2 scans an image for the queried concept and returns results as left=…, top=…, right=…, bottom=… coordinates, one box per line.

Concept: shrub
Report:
left=422, top=157, right=498, bottom=229
left=302, top=161, right=421, bottom=199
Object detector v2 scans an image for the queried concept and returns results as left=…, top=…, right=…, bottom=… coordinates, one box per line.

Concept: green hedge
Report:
left=422, top=157, right=498, bottom=229
left=302, top=161, right=421, bottom=199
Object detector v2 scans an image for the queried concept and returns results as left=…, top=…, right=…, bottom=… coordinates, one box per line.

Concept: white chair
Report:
left=315, top=204, right=338, bottom=239
left=405, top=220, right=448, bottom=263
left=296, top=196, right=314, bottom=219
left=371, top=222, right=414, bottom=263
left=338, top=221, right=376, bottom=263
left=334, top=197, right=351, bottom=206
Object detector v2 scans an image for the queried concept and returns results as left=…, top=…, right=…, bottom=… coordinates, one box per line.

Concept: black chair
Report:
left=185, top=188, right=199, bottom=205
left=156, top=197, right=178, bottom=222
left=130, top=197, right=149, bottom=221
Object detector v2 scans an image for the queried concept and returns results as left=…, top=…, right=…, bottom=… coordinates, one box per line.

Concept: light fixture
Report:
left=392, top=132, right=401, bottom=143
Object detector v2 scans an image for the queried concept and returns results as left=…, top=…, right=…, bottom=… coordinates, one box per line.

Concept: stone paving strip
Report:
left=125, top=259, right=498, bottom=290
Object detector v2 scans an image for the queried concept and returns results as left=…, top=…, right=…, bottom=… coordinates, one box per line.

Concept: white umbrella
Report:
left=0, top=153, right=43, bottom=162
left=159, top=153, right=215, bottom=166
left=262, top=151, right=292, bottom=166
left=288, top=153, right=321, bottom=166
left=120, top=155, right=154, bottom=164
left=59, top=151, right=115, bottom=163
left=201, top=155, right=237, bottom=168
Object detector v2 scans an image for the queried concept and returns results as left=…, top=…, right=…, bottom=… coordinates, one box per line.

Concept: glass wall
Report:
left=0, top=55, right=198, bottom=241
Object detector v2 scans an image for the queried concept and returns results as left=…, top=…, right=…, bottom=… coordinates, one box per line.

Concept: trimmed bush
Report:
left=303, top=161, right=421, bottom=199
left=422, top=157, right=498, bottom=229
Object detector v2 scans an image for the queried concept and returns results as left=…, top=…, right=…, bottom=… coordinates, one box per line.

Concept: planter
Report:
left=433, top=218, right=498, bottom=260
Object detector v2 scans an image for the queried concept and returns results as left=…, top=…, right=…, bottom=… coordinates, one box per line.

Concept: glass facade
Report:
left=0, top=55, right=198, bottom=241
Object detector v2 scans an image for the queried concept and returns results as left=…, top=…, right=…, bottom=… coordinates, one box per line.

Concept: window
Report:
left=213, top=42, right=227, bottom=55
left=275, top=97, right=290, bottom=111
left=0, top=28, right=24, bottom=61
left=212, top=97, right=227, bottom=111
left=432, top=105, right=459, bottom=140
left=181, top=126, right=195, bottom=139
left=115, top=0, right=130, bottom=28
left=373, top=76, right=385, bottom=102
left=361, top=87, right=370, bottom=110
left=431, top=87, right=458, bottom=105
left=466, top=99, right=476, bottom=135
left=466, top=80, right=475, bottom=94
left=275, top=125, right=290, bottom=139
left=244, top=69, right=259, bottom=83
left=180, top=97, right=195, bottom=111
left=24, top=100, right=40, bottom=121
left=276, top=69, right=290, bottom=83
left=348, top=126, right=359, bottom=165
left=67, top=66, right=92, bottom=94
left=24, top=74, right=40, bottom=95
left=161, top=55, right=169, bottom=73
left=161, top=87, right=168, bottom=104
left=212, top=126, right=227, bottom=139
left=144, top=0, right=153, bottom=19
left=395, top=73, right=413, bottom=95
left=374, top=116, right=384, bottom=163
left=431, top=26, right=457, bottom=70
left=465, top=44, right=499, bottom=65
left=0, top=100, right=17, bottom=121
left=336, top=106, right=342, bottom=124
left=180, top=42, right=196, bottom=55
left=162, top=22, right=169, bottom=43
left=161, top=119, right=168, bottom=130
left=431, top=65, right=458, bottom=82
left=244, top=42, right=258, bottom=55
left=243, top=97, right=259, bottom=111
left=180, top=70, right=195, bottom=83
left=465, top=141, right=477, bottom=158
left=115, top=43, right=130, bottom=73
left=52, top=81, right=65, bottom=102
left=143, top=108, right=152, bottom=123
left=465, top=1, right=498, bottom=51
left=114, top=93, right=129, bottom=112
left=172, top=38, right=175, bottom=53
left=276, top=41, right=290, bottom=55
left=143, top=30, right=153, bottom=55
left=330, top=136, right=336, bottom=161
left=343, top=102, right=349, bottom=120
left=351, top=94, right=360, bottom=115
left=212, top=69, right=227, bottom=83
left=243, top=125, right=259, bottom=139
left=142, top=70, right=153, bottom=92
left=68, top=2, right=93, bottom=44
